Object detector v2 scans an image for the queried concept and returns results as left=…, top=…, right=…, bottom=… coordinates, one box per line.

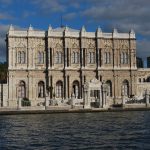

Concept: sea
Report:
left=0, top=111, right=150, bottom=150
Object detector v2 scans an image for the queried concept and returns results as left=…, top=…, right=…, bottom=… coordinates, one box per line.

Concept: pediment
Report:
left=90, top=78, right=100, bottom=84
left=37, top=43, right=44, bottom=48
left=16, top=42, right=26, bottom=48
left=55, top=43, right=62, bottom=48
left=72, top=43, right=79, bottom=48
left=121, top=44, right=128, bottom=49
left=104, top=44, right=112, bottom=49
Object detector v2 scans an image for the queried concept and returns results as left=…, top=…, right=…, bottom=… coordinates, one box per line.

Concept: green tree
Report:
left=0, top=62, right=7, bottom=83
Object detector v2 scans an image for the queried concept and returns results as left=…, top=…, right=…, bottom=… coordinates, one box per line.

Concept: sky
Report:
left=0, top=0, right=150, bottom=63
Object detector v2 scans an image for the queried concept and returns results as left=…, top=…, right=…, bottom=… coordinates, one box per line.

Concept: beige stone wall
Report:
left=6, top=27, right=138, bottom=107
left=0, top=84, right=8, bottom=107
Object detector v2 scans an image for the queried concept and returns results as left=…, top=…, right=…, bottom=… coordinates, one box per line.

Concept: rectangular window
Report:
left=88, top=52, right=95, bottom=64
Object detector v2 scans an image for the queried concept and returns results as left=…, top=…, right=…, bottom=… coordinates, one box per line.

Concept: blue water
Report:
left=0, top=111, right=150, bottom=150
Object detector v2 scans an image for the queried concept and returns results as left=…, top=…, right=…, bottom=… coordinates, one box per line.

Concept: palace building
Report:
left=1, top=24, right=150, bottom=108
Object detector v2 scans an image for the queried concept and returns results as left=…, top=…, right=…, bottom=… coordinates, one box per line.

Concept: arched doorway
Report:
left=106, top=80, right=112, bottom=97
left=38, top=81, right=45, bottom=98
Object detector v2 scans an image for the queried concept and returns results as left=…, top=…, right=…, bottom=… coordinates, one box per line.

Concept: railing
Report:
left=125, top=97, right=146, bottom=104
left=21, top=99, right=31, bottom=107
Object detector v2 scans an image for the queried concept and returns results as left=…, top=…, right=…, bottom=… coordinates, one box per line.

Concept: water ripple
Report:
left=0, top=111, right=150, bottom=149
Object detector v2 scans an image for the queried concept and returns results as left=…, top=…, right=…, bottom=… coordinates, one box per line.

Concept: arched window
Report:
left=56, top=81, right=63, bottom=98
left=124, top=52, right=128, bottom=64
left=37, top=52, right=44, bottom=64
left=121, top=52, right=128, bottom=64
left=72, top=81, right=79, bottom=98
left=18, top=51, right=25, bottom=64
left=72, top=52, right=79, bottom=64
left=21, top=51, right=25, bottom=63
left=18, top=81, right=26, bottom=98
left=104, top=52, right=111, bottom=64
left=38, top=81, right=45, bottom=98
left=122, top=80, right=129, bottom=96
left=55, top=51, right=63, bottom=64
left=88, top=52, right=95, bottom=64
left=106, top=80, right=112, bottom=97
left=18, top=51, right=21, bottom=63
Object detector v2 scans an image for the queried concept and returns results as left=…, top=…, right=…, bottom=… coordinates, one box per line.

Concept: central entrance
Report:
left=83, top=78, right=108, bottom=108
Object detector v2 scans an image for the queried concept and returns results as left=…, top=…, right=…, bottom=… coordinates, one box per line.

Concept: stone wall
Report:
left=0, top=84, right=8, bottom=107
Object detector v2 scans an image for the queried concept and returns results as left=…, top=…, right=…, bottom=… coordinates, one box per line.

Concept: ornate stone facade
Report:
left=4, top=24, right=142, bottom=108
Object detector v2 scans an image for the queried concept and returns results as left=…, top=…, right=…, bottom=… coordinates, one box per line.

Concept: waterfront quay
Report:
left=0, top=104, right=150, bottom=115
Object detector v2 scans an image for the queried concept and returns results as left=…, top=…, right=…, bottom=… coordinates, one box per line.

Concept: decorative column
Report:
left=13, top=48, right=16, bottom=68
left=45, top=92, right=49, bottom=109
left=83, top=85, right=90, bottom=109
left=146, top=89, right=149, bottom=107
left=52, top=48, right=54, bottom=66
left=67, top=75, right=70, bottom=99
left=99, top=85, right=103, bottom=108
left=102, top=82, right=107, bottom=108
left=50, top=75, right=53, bottom=99
left=18, top=98, right=22, bottom=109
left=64, top=48, right=67, bottom=68
left=85, top=49, right=87, bottom=66
left=71, top=93, right=75, bottom=108
left=69, top=48, right=72, bottom=67
left=8, top=47, right=12, bottom=69
left=97, top=48, right=99, bottom=68
left=65, top=75, right=68, bottom=99
left=80, top=48, right=84, bottom=68
left=81, top=75, right=84, bottom=98
left=48, top=48, right=50, bottom=69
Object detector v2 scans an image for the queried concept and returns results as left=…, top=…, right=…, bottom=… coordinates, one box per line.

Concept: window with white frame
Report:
left=38, top=81, right=45, bottom=98
left=55, top=51, right=63, bottom=64
left=18, top=81, right=26, bottom=98
left=72, top=52, right=79, bottom=64
left=121, top=52, right=128, bottom=64
left=37, top=51, right=44, bottom=64
left=56, top=81, right=63, bottom=98
left=104, top=52, right=111, bottom=64
left=88, top=52, right=95, bottom=64
left=18, top=51, right=25, bottom=64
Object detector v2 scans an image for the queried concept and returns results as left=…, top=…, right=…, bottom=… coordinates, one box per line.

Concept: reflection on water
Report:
left=0, top=111, right=150, bottom=149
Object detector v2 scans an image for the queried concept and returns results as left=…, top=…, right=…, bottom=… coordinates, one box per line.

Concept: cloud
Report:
left=63, top=12, right=77, bottom=21
left=0, top=12, right=14, bottom=20
left=0, top=0, right=150, bottom=62
left=0, top=0, right=12, bottom=5
left=32, top=0, right=66, bottom=14
left=0, top=24, right=9, bottom=62
left=30, top=0, right=82, bottom=15
left=0, top=24, right=24, bottom=62
left=137, top=39, right=150, bottom=60
left=79, top=0, right=150, bottom=35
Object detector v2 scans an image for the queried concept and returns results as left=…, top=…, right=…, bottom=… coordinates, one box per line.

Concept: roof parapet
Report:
left=96, top=26, right=102, bottom=37
left=48, top=24, right=52, bottom=31
left=129, top=29, right=135, bottom=39
left=9, top=24, right=14, bottom=31
left=28, top=24, right=33, bottom=31
left=112, top=28, right=118, bottom=38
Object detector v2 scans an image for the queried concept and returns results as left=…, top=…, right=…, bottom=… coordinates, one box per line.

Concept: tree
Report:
left=0, top=62, right=7, bottom=83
